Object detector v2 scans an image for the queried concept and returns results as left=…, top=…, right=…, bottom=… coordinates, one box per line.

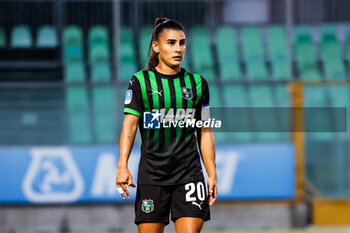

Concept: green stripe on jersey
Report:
left=173, top=78, right=183, bottom=142
left=184, top=72, right=193, bottom=142
left=193, top=74, right=202, bottom=105
left=148, top=71, right=159, bottom=151
left=135, top=71, right=150, bottom=111
left=161, top=78, right=171, bottom=149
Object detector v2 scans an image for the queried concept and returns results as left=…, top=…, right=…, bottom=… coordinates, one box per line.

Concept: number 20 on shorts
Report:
left=185, top=182, right=205, bottom=202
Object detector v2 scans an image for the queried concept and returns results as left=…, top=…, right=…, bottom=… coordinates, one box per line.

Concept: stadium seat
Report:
left=294, top=26, right=321, bottom=80
left=345, top=25, right=350, bottom=65
left=36, top=25, right=58, bottom=48
left=249, top=85, right=280, bottom=141
left=267, top=26, right=291, bottom=79
left=320, top=25, right=346, bottom=79
left=91, top=62, right=111, bottom=83
left=89, top=44, right=110, bottom=64
left=11, top=25, right=32, bottom=48
left=241, top=27, right=268, bottom=79
left=216, top=26, right=242, bottom=80
left=140, top=26, right=153, bottom=68
left=63, top=26, right=83, bottom=47
left=92, top=87, right=116, bottom=143
left=88, top=26, right=109, bottom=50
left=209, top=84, right=221, bottom=107
left=274, top=84, right=290, bottom=141
left=118, top=27, right=137, bottom=81
left=66, top=87, right=92, bottom=143
left=223, top=85, right=253, bottom=143
left=0, top=27, right=6, bottom=47
left=328, top=86, right=349, bottom=138
left=64, top=44, right=84, bottom=64
left=65, top=62, right=86, bottom=83
left=191, top=26, right=215, bottom=80
left=304, top=86, right=333, bottom=141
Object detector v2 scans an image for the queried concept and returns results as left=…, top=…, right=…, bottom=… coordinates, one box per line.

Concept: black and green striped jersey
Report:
left=123, top=67, right=210, bottom=185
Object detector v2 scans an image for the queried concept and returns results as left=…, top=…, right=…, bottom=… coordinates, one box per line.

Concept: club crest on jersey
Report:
left=181, top=87, right=192, bottom=100
left=141, top=199, right=154, bottom=213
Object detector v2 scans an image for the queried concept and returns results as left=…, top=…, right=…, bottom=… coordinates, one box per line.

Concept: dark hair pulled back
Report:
left=145, top=18, right=184, bottom=70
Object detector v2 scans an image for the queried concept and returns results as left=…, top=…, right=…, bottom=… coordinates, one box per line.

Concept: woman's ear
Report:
left=152, top=41, right=159, bottom=53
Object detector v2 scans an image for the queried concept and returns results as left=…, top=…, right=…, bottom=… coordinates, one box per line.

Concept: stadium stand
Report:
left=0, top=27, right=6, bottom=47
left=63, top=26, right=86, bottom=82
left=11, top=25, right=32, bottom=48
left=119, top=26, right=137, bottom=81
left=36, top=25, right=58, bottom=48
left=92, top=87, right=116, bottom=143
left=320, top=24, right=346, bottom=79
left=216, top=26, right=242, bottom=80
left=66, top=87, right=92, bottom=143
left=241, top=27, right=268, bottom=79
left=267, top=26, right=291, bottom=79
left=191, top=26, right=215, bottom=80
left=294, top=25, right=321, bottom=80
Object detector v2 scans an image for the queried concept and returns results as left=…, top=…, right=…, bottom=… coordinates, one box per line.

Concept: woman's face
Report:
left=152, top=29, right=186, bottom=68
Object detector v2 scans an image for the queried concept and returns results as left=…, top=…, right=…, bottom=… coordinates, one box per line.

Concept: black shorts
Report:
left=134, top=179, right=210, bottom=225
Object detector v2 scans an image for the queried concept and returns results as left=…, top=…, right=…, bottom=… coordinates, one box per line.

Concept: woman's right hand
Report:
left=116, top=166, right=136, bottom=199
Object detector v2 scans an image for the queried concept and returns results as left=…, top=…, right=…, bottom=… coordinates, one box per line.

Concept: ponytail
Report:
left=145, top=18, right=184, bottom=70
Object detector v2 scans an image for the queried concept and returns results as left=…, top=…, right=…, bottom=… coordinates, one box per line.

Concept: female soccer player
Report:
left=116, top=18, right=217, bottom=233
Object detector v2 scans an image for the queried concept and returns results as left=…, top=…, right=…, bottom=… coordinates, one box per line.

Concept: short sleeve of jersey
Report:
left=123, top=76, right=143, bottom=117
left=200, top=76, right=210, bottom=121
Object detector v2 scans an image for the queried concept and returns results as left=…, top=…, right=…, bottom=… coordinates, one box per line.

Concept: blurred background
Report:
left=0, top=0, right=350, bottom=232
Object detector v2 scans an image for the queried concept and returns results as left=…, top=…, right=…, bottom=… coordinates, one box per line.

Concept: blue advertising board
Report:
left=0, top=144, right=295, bottom=204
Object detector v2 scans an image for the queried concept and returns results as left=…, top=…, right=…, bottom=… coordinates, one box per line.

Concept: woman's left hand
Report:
left=207, top=176, right=217, bottom=206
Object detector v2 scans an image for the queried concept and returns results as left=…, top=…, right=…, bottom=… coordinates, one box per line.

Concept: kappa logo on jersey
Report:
left=124, top=90, right=132, bottom=104
left=141, top=199, right=154, bottom=213
left=181, top=87, right=193, bottom=100
left=143, top=111, right=161, bottom=129
left=22, top=147, right=84, bottom=203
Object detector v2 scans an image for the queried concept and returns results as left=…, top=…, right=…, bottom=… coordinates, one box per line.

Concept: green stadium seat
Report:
left=223, top=85, right=253, bottom=143
left=216, top=26, right=241, bottom=80
left=0, top=27, right=6, bottom=47
left=140, top=26, right=153, bottom=68
left=345, top=25, right=350, bottom=64
left=66, top=87, right=92, bottom=143
left=249, top=85, right=280, bottom=142
left=91, top=62, right=111, bottom=83
left=63, top=26, right=83, bottom=47
left=320, top=25, right=346, bottom=79
left=209, top=84, right=221, bottom=107
left=65, top=62, right=86, bottom=83
left=304, top=86, right=332, bottom=141
left=36, top=25, right=57, bottom=48
left=11, top=25, right=32, bottom=48
left=89, top=44, right=110, bottom=64
left=241, top=27, right=267, bottom=79
left=92, top=87, right=116, bottom=143
left=191, top=26, right=215, bottom=80
left=328, top=86, right=349, bottom=138
left=267, top=26, right=291, bottom=79
left=118, top=27, right=137, bottom=81
left=294, top=26, right=321, bottom=80
left=64, top=44, right=84, bottom=64
left=88, top=26, right=109, bottom=50
left=274, top=84, right=291, bottom=141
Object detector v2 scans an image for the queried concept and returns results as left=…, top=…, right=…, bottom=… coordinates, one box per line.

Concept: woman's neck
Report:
left=155, top=63, right=181, bottom=75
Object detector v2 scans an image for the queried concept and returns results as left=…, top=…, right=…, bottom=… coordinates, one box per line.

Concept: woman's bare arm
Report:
left=116, top=114, right=139, bottom=199
left=197, top=127, right=217, bottom=206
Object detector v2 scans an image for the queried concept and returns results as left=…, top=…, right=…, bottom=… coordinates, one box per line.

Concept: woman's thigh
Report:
left=138, top=222, right=165, bottom=233
left=174, top=217, right=204, bottom=233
